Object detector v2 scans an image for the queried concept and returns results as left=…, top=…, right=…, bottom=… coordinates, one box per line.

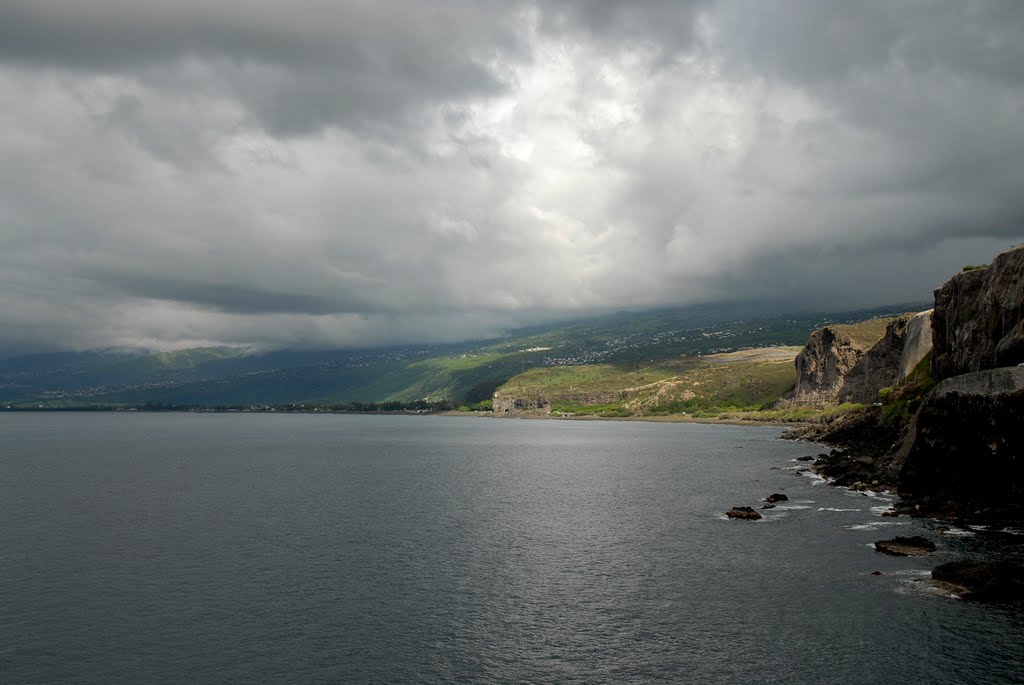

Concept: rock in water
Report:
left=765, top=493, right=789, bottom=504
left=930, top=561, right=1024, bottom=602
left=874, top=536, right=937, bottom=556
left=726, top=506, right=762, bottom=521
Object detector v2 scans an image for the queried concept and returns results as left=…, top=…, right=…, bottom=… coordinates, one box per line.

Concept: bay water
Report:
left=1, top=413, right=1021, bottom=683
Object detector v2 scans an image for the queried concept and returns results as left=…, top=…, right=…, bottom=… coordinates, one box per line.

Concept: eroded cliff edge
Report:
left=792, top=245, right=1024, bottom=524
left=789, top=310, right=932, bottom=407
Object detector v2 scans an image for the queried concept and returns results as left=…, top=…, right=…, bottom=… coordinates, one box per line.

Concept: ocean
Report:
left=1, top=413, right=1021, bottom=684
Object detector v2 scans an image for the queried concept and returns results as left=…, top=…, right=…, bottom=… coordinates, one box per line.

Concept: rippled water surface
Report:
left=1, top=413, right=1022, bottom=684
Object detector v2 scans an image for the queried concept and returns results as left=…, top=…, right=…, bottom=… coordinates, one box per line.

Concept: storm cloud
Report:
left=1, top=0, right=1022, bottom=353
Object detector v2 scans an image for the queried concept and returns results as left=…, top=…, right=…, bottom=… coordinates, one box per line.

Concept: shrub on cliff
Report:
left=880, top=351, right=935, bottom=426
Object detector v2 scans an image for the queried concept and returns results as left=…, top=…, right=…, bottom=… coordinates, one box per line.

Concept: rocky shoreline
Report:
left=783, top=409, right=1024, bottom=529
left=779, top=245, right=1024, bottom=531
left=775, top=437, right=1024, bottom=602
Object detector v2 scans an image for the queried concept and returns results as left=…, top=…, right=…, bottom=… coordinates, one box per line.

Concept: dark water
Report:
left=0, top=413, right=1021, bottom=684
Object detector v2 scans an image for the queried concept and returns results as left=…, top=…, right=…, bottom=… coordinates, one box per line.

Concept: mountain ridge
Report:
left=0, top=303, right=922, bottom=408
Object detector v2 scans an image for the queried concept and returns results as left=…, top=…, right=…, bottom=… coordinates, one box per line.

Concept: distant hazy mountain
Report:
left=0, top=303, right=925, bottom=408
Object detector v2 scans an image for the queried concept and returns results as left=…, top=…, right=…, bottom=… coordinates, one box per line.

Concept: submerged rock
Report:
left=796, top=455, right=815, bottom=462
left=761, top=503, right=776, bottom=510
left=874, top=536, right=937, bottom=556
left=726, top=506, right=762, bottom=521
left=930, top=561, right=1024, bottom=602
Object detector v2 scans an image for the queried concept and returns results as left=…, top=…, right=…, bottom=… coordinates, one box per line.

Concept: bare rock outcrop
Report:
left=898, top=310, right=934, bottom=379
left=932, top=245, right=1024, bottom=381
left=930, top=561, right=1024, bottom=602
left=884, top=367, right=1024, bottom=510
left=792, top=313, right=932, bottom=406
left=839, top=316, right=911, bottom=403
left=792, top=327, right=876, bottom=406
left=874, top=535, right=936, bottom=556
left=726, top=506, right=762, bottom=520
left=491, top=395, right=551, bottom=415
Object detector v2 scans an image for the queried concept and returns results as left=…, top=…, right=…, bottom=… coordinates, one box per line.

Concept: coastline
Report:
left=438, top=410, right=808, bottom=428
left=2, top=407, right=806, bottom=428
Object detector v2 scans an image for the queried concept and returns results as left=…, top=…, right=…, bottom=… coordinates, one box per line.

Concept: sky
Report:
left=1, top=1, right=1023, bottom=354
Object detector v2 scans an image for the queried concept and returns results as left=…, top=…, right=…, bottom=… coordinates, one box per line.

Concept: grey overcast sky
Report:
left=1, top=1, right=1023, bottom=353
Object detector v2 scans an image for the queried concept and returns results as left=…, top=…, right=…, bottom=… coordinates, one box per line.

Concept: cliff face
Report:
left=884, top=367, right=1024, bottom=509
left=803, top=246, right=1024, bottom=522
left=894, top=247, right=1024, bottom=514
left=898, top=310, right=933, bottom=379
left=492, top=395, right=551, bottom=415
left=793, top=327, right=864, bottom=405
left=839, top=316, right=910, bottom=403
left=932, top=246, right=1024, bottom=380
left=793, top=313, right=932, bottom=406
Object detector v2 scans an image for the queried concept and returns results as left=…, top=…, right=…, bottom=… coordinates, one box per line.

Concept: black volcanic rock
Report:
left=932, top=246, right=1024, bottom=380
left=874, top=536, right=936, bottom=556
left=765, top=493, right=789, bottom=504
left=893, top=367, right=1024, bottom=510
left=726, top=507, right=762, bottom=521
left=931, top=561, right=1024, bottom=602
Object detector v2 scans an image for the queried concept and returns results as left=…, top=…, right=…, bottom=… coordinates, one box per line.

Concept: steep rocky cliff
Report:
left=793, top=327, right=865, bottom=405
left=801, top=245, right=1024, bottom=523
left=792, top=313, right=932, bottom=406
left=839, top=316, right=912, bottom=403
left=932, top=245, right=1024, bottom=380
left=883, top=368, right=1024, bottom=510
left=898, top=310, right=933, bottom=379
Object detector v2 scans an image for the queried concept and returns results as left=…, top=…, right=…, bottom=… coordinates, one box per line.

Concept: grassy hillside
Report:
left=831, top=317, right=895, bottom=349
left=0, top=303, right=922, bottom=408
left=494, top=347, right=802, bottom=418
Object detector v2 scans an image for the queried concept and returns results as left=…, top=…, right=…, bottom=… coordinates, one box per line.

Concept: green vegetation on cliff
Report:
left=879, top=350, right=936, bottom=426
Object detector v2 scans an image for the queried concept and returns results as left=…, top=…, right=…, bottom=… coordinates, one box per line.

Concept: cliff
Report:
left=898, top=310, right=933, bottom=379
left=799, top=245, right=1024, bottom=523
left=792, top=313, right=932, bottom=406
left=792, top=326, right=866, bottom=406
left=932, top=245, right=1024, bottom=379
left=492, top=395, right=551, bottom=415
left=884, top=368, right=1024, bottom=511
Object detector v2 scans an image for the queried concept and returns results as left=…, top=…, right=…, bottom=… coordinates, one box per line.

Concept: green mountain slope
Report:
left=0, top=303, right=923, bottom=408
left=494, top=348, right=802, bottom=418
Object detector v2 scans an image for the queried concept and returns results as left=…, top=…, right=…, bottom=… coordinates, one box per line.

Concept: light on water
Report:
left=1, top=413, right=1022, bottom=684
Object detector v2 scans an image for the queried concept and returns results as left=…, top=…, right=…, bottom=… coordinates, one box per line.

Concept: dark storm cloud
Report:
left=714, top=0, right=1024, bottom=87
left=0, top=1, right=520, bottom=137
left=538, top=0, right=710, bottom=46
left=0, top=0, right=1022, bottom=353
